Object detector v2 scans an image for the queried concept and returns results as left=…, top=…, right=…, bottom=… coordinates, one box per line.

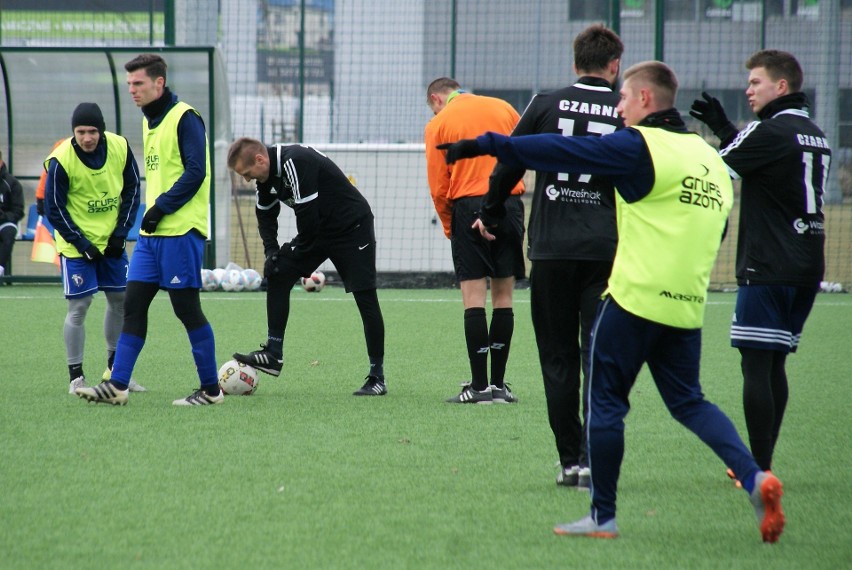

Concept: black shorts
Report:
left=450, top=195, right=525, bottom=282
left=272, top=216, right=378, bottom=293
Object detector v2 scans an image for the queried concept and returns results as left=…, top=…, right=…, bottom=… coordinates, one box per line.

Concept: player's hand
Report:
left=471, top=218, right=496, bottom=242
left=263, top=251, right=280, bottom=278
left=140, top=204, right=165, bottom=233
left=36, top=198, right=45, bottom=216
left=103, top=234, right=126, bottom=258
left=437, top=139, right=483, bottom=164
left=689, top=92, right=731, bottom=135
left=82, top=244, right=104, bottom=262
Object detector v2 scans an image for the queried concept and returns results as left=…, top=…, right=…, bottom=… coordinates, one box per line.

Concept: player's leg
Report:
left=330, top=227, right=387, bottom=396
left=651, top=327, right=784, bottom=543
left=0, top=225, right=16, bottom=276
left=767, top=351, right=788, bottom=464
left=731, top=285, right=800, bottom=471
left=764, top=285, right=817, bottom=467
left=235, top=245, right=315, bottom=375
left=167, top=287, right=219, bottom=392
left=488, top=276, right=514, bottom=390
left=531, top=260, right=583, bottom=481
left=449, top=197, right=491, bottom=401
left=352, top=289, right=387, bottom=395
left=555, top=298, right=645, bottom=537
left=60, top=256, right=98, bottom=391
left=109, top=236, right=161, bottom=389
left=577, top=260, right=612, bottom=477
left=458, top=278, right=490, bottom=395
left=739, top=347, right=775, bottom=470
left=650, top=327, right=761, bottom=486
left=64, top=295, right=93, bottom=388
left=487, top=194, right=525, bottom=397
left=148, top=232, right=221, bottom=404
left=74, top=279, right=156, bottom=405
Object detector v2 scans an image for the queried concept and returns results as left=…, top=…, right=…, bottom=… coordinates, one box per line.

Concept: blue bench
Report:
left=20, top=203, right=145, bottom=241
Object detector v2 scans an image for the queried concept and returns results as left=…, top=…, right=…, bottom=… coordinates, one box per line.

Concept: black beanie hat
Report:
left=71, top=102, right=106, bottom=134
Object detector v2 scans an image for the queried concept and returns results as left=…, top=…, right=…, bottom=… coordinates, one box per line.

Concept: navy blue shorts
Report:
left=128, top=233, right=204, bottom=289
left=61, top=253, right=129, bottom=299
left=450, top=195, right=525, bottom=282
left=730, top=284, right=818, bottom=353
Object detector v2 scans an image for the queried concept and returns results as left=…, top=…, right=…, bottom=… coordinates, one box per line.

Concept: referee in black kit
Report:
left=476, top=24, right=625, bottom=488
left=227, top=137, right=387, bottom=397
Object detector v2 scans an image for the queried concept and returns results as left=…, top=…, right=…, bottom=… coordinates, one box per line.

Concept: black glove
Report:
left=140, top=204, right=165, bottom=233
left=82, top=244, right=103, bottom=262
left=689, top=92, right=734, bottom=136
left=263, top=250, right=280, bottom=279
left=36, top=198, right=45, bottom=217
left=437, top=139, right=484, bottom=165
left=103, top=234, right=126, bottom=258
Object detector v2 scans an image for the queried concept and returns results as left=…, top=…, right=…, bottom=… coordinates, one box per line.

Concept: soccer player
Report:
left=228, top=137, right=387, bottom=397
left=479, top=24, right=623, bottom=485
left=690, top=50, right=830, bottom=477
left=424, top=78, right=524, bottom=404
left=439, top=61, right=785, bottom=543
left=44, top=102, right=145, bottom=395
left=75, top=54, right=221, bottom=406
left=0, top=149, right=24, bottom=279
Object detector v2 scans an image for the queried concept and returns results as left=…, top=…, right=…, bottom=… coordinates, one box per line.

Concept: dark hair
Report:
left=623, top=61, right=678, bottom=108
left=745, top=49, right=803, bottom=93
left=125, top=53, right=168, bottom=82
left=426, top=77, right=461, bottom=104
left=574, top=24, right=624, bottom=74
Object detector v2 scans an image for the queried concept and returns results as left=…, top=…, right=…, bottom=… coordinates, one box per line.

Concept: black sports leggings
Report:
left=122, top=281, right=209, bottom=338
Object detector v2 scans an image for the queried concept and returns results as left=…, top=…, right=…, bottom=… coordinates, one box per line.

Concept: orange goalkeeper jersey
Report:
left=425, top=93, right=524, bottom=238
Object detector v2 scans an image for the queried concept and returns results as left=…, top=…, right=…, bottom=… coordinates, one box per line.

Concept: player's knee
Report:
left=169, top=289, right=208, bottom=330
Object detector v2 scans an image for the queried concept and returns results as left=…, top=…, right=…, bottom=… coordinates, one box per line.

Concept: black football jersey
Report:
left=255, top=144, right=373, bottom=253
left=720, top=107, right=830, bottom=286
left=513, top=77, right=624, bottom=261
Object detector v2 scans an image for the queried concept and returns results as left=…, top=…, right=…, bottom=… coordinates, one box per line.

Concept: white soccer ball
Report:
left=242, top=268, right=262, bottom=291
left=211, top=268, right=227, bottom=290
left=301, top=270, right=326, bottom=292
left=200, top=269, right=218, bottom=292
left=221, top=269, right=246, bottom=292
left=218, top=359, right=260, bottom=395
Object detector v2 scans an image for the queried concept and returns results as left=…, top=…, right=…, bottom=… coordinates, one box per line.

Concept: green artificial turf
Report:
left=1, top=286, right=849, bottom=569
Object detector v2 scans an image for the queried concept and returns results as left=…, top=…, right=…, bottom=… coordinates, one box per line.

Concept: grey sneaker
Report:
left=446, top=382, right=492, bottom=404
left=173, top=388, right=224, bottom=406
left=578, top=467, right=591, bottom=488
left=553, top=515, right=618, bottom=538
left=491, top=383, right=517, bottom=403
left=557, top=465, right=580, bottom=487
left=102, top=368, right=147, bottom=392
left=749, top=471, right=784, bottom=543
left=75, top=381, right=129, bottom=406
left=69, top=376, right=87, bottom=395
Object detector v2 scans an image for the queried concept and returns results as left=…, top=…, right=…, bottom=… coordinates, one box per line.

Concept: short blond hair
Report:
left=623, top=61, right=678, bottom=108
left=227, top=137, right=266, bottom=169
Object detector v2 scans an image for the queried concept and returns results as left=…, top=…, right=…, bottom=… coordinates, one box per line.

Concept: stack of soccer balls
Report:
left=218, top=359, right=260, bottom=395
left=201, top=263, right=262, bottom=292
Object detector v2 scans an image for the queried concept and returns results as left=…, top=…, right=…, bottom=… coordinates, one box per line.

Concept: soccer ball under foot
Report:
left=218, top=359, right=260, bottom=395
